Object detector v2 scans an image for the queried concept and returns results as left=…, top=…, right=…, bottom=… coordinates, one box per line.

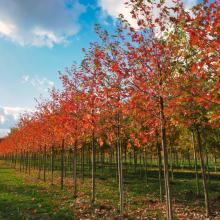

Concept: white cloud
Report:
left=0, top=115, right=5, bottom=124
left=32, top=27, right=66, bottom=48
left=99, top=0, right=137, bottom=27
left=0, top=0, right=85, bottom=47
left=22, top=74, right=54, bottom=92
left=98, top=0, right=198, bottom=27
left=99, top=0, right=125, bottom=18
left=0, top=20, right=16, bottom=36
left=3, top=106, right=32, bottom=120
left=0, top=129, right=10, bottom=138
left=0, top=106, right=32, bottom=137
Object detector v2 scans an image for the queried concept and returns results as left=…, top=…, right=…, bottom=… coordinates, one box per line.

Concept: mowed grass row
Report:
left=0, top=162, right=74, bottom=220
left=0, top=160, right=220, bottom=219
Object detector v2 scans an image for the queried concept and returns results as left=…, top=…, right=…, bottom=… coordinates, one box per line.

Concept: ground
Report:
left=0, top=161, right=220, bottom=220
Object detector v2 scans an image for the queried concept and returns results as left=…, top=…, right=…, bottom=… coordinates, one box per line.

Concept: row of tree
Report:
left=0, top=0, right=219, bottom=219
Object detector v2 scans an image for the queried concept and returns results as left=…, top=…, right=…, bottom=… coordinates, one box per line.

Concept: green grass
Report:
left=0, top=161, right=220, bottom=219
left=0, top=163, right=74, bottom=220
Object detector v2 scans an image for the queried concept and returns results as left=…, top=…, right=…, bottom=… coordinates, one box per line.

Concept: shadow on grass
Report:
left=0, top=162, right=220, bottom=219
left=0, top=168, right=74, bottom=220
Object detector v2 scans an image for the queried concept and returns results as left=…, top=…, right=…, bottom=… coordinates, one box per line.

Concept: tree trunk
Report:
left=33, top=153, right=36, bottom=170
left=115, top=145, right=118, bottom=182
left=38, top=149, right=41, bottom=179
left=133, top=147, right=137, bottom=174
left=101, top=148, right=104, bottom=177
left=73, top=142, right=77, bottom=198
left=157, top=141, right=163, bottom=202
left=73, top=145, right=77, bottom=198
left=25, top=151, right=28, bottom=173
left=19, top=151, right=22, bottom=172
left=191, top=131, right=199, bottom=196
left=51, top=146, right=54, bottom=185
left=91, top=130, right=96, bottom=204
left=61, top=139, right=65, bottom=190
left=170, top=144, right=174, bottom=181
left=28, top=151, right=31, bottom=175
left=144, top=149, right=148, bottom=184
left=188, top=149, right=191, bottom=168
left=81, top=147, right=85, bottom=181
left=205, top=149, right=210, bottom=183
left=117, top=112, right=123, bottom=215
left=43, top=146, right=46, bottom=182
left=196, top=127, right=210, bottom=217
left=14, top=151, right=17, bottom=169
left=214, top=154, right=217, bottom=172
left=139, top=150, right=142, bottom=178
left=124, top=146, right=127, bottom=165
left=160, top=96, right=173, bottom=220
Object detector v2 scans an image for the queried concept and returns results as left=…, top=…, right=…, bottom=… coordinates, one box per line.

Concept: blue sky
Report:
left=0, top=0, right=198, bottom=136
left=0, top=0, right=104, bottom=108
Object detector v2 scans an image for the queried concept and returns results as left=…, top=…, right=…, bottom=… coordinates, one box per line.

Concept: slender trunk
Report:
left=134, top=147, right=137, bottom=174
left=64, top=153, right=67, bottom=178
left=28, top=151, right=31, bottom=175
left=176, top=152, right=179, bottom=167
left=170, top=145, right=174, bottom=181
left=115, top=145, right=118, bottom=182
left=196, top=127, right=210, bottom=217
left=205, top=149, right=210, bottom=183
left=91, top=130, right=96, bottom=204
left=81, top=147, right=85, bottom=181
left=150, top=154, right=153, bottom=169
left=191, top=131, right=199, bottom=196
left=25, top=151, right=28, bottom=173
left=139, top=151, right=142, bottom=178
left=61, top=139, right=65, bottom=190
left=38, top=149, right=41, bottom=179
left=214, top=154, right=217, bottom=172
left=33, top=153, right=36, bottom=170
left=110, top=149, right=113, bottom=165
left=188, top=149, right=191, bottom=168
left=14, top=151, right=17, bottom=169
left=22, top=151, right=25, bottom=172
left=101, top=148, right=104, bottom=177
left=43, top=146, right=46, bottom=182
left=144, top=149, right=148, bottom=184
left=117, top=112, right=123, bottom=215
left=157, top=141, right=163, bottom=202
left=51, top=146, right=54, bottom=185
left=160, top=96, right=173, bottom=220
left=73, top=145, right=77, bottom=198
left=19, top=151, right=22, bottom=172
left=129, top=151, right=132, bottom=171
left=124, top=146, right=127, bottom=165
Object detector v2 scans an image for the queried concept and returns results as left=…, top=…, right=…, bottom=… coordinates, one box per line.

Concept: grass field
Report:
left=0, top=161, right=220, bottom=219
